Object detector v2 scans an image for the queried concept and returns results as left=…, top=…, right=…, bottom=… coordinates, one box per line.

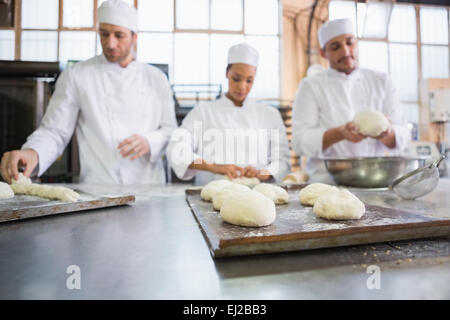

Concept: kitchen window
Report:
left=0, top=0, right=281, bottom=101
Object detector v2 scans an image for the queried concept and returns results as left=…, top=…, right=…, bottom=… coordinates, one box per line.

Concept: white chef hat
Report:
left=227, top=43, right=259, bottom=67
left=318, top=18, right=355, bottom=48
left=98, top=0, right=138, bottom=33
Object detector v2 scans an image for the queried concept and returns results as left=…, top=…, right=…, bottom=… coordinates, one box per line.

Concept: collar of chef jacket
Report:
left=326, top=67, right=362, bottom=82
left=99, top=53, right=137, bottom=75
left=221, top=94, right=250, bottom=109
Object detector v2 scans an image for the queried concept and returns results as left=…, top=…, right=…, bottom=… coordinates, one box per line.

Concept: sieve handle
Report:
left=431, top=155, right=446, bottom=169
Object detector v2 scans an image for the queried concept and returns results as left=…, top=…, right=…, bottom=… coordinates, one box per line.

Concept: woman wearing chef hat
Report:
left=167, top=43, right=290, bottom=185
left=291, top=18, right=410, bottom=181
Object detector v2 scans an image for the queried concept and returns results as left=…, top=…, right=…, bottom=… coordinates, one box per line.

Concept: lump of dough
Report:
left=0, top=182, right=14, bottom=199
left=313, top=189, right=365, bottom=220
left=11, top=173, right=32, bottom=184
left=212, top=183, right=251, bottom=211
left=253, top=183, right=289, bottom=205
left=353, top=110, right=389, bottom=137
left=11, top=183, right=79, bottom=202
left=220, top=190, right=276, bottom=227
left=227, top=176, right=261, bottom=187
left=10, top=173, right=79, bottom=202
left=201, top=179, right=233, bottom=201
left=299, top=183, right=339, bottom=206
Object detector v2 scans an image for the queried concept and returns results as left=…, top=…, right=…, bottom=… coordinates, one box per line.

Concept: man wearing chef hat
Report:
left=167, top=42, right=290, bottom=185
left=291, top=18, right=410, bottom=180
left=0, top=0, right=177, bottom=184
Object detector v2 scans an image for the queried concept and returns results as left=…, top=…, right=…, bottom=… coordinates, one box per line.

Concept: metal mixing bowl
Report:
left=322, top=156, right=429, bottom=188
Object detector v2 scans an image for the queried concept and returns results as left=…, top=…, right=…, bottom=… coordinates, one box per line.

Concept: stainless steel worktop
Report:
left=0, top=180, right=449, bottom=299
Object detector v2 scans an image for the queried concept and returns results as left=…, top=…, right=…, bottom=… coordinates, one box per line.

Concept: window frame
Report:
left=0, top=0, right=282, bottom=101
left=329, top=0, right=450, bottom=105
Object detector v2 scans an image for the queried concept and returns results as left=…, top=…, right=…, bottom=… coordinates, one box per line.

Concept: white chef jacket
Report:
left=292, top=67, right=410, bottom=177
left=167, top=95, right=291, bottom=185
left=22, top=54, right=177, bottom=184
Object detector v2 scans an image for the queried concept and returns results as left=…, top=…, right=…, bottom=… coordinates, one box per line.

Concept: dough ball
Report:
left=0, top=182, right=14, bottom=199
left=299, top=183, right=339, bottom=206
left=227, top=176, right=261, bottom=187
left=313, top=189, right=365, bottom=220
left=220, top=190, right=276, bottom=227
left=212, top=183, right=251, bottom=211
left=201, top=179, right=233, bottom=201
left=11, top=173, right=32, bottom=184
left=353, top=110, right=389, bottom=137
left=253, top=183, right=289, bottom=205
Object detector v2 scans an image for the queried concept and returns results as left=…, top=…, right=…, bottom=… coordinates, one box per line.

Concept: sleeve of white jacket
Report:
left=291, top=80, right=327, bottom=158
left=166, top=104, right=203, bottom=180
left=143, top=72, right=178, bottom=163
left=262, top=108, right=291, bottom=183
left=382, top=74, right=411, bottom=153
left=22, top=68, right=80, bottom=176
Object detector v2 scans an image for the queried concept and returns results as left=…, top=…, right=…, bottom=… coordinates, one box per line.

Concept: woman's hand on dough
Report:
left=209, top=164, right=244, bottom=180
left=242, top=166, right=259, bottom=178
left=242, top=166, right=272, bottom=181
left=256, top=169, right=272, bottom=181
left=118, top=134, right=150, bottom=160
left=339, top=122, right=367, bottom=143
left=0, top=149, right=38, bottom=184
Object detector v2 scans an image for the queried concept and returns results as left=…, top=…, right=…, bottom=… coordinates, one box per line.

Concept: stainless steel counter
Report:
left=0, top=180, right=450, bottom=299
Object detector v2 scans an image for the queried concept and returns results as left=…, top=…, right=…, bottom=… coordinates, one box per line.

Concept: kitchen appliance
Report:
left=0, top=60, right=72, bottom=182
left=419, top=78, right=450, bottom=177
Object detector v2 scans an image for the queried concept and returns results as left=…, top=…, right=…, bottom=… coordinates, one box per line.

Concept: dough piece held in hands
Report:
left=313, top=189, right=365, bottom=220
left=299, top=183, right=339, bottom=206
left=220, top=190, right=276, bottom=227
left=201, top=179, right=233, bottom=201
left=253, top=183, right=289, bottom=205
left=0, top=182, right=14, bottom=199
left=353, top=110, right=389, bottom=137
left=212, top=183, right=251, bottom=211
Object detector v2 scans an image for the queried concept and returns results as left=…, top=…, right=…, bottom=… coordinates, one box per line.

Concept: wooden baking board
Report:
left=185, top=186, right=450, bottom=258
left=0, top=190, right=135, bottom=223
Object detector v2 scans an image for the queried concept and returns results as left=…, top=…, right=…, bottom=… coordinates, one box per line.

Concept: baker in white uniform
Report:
left=167, top=43, right=290, bottom=185
left=292, top=18, right=410, bottom=180
left=0, top=0, right=177, bottom=185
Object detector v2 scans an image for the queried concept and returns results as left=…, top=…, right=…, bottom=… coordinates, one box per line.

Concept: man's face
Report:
left=320, top=34, right=358, bottom=75
left=99, top=23, right=136, bottom=65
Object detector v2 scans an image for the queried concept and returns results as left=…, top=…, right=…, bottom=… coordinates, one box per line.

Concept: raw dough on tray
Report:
left=299, top=183, right=339, bottom=206
left=11, top=173, right=79, bottom=202
left=0, top=182, right=14, bottom=199
left=313, top=189, right=365, bottom=220
left=253, top=183, right=289, bottom=205
left=212, top=183, right=251, bottom=211
left=220, top=190, right=276, bottom=227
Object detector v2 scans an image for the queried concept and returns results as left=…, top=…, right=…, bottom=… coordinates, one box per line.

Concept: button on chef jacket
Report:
left=22, top=54, right=177, bottom=184
left=292, top=67, right=410, bottom=175
left=167, top=95, right=291, bottom=185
